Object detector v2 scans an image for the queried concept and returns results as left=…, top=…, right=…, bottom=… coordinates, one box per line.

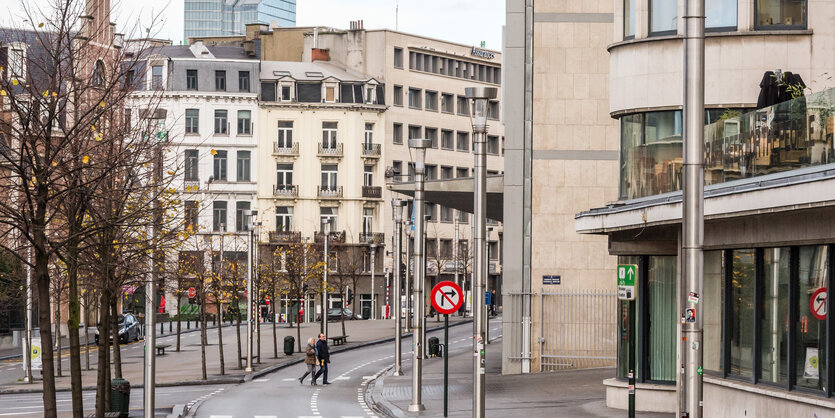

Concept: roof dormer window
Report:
left=279, top=81, right=293, bottom=102
left=5, top=43, right=26, bottom=80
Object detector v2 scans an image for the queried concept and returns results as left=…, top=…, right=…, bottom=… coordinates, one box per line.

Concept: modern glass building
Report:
left=184, top=0, right=296, bottom=39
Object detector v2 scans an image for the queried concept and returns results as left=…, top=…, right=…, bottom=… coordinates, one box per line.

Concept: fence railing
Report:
left=539, top=290, right=617, bottom=371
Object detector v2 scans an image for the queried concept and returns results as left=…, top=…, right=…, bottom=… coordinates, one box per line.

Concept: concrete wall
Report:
left=704, top=378, right=835, bottom=416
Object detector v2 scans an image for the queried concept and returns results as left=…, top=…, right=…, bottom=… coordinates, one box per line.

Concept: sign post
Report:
left=431, top=280, right=463, bottom=417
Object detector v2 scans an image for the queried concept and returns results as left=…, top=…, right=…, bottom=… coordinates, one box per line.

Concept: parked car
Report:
left=316, top=308, right=363, bottom=322
left=95, top=313, right=140, bottom=345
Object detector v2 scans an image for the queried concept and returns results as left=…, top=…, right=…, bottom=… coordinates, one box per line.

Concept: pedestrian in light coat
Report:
left=299, top=338, right=319, bottom=385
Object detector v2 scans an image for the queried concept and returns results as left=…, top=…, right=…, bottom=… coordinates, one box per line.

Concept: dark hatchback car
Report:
left=95, top=313, right=140, bottom=344
left=316, top=308, right=363, bottom=322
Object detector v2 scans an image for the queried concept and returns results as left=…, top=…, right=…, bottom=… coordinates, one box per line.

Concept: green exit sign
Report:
left=617, top=264, right=638, bottom=300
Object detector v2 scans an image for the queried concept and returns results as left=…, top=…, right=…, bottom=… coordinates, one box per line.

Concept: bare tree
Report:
left=276, top=242, right=323, bottom=352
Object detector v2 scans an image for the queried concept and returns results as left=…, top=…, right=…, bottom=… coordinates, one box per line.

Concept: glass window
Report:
left=214, top=110, right=228, bottom=134
left=364, top=165, right=374, bottom=187
left=761, top=248, right=790, bottom=385
left=215, top=70, right=226, bottom=91
left=408, top=88, right=422, bottom=109
left=277, top=121, right=293, bottom=148
left=8, top=48, right=24, bottom=77
left=238, top=71, right=250, bottom=92
left=321, top=164, right=338, bottom=190
left=235, top=201, right=250, bottom=232
left=457, top=96, right=470, bottom=116
left=276, top=163, right=293, bottom=188
left=442, top=130, right=454, bottom=150
left=261, top=82, right=276, bottom=101
left=236, top=151, right=250, bottom=182
left=796, top=245, right=828, bottom=390
left=184, top=149, right=199, bottom=181
left=212, top=201, right=227, bottom=231
left=213, top=150, right=227, bottom=181
left=393, top=123, right=403, bottom=144
left=237, top=110, right=251, bottom=135
left=650, top=0, right=677, bottom=35
left=706, top=0, right=737, bottom=29
left=647, top=256, right=676, bottom=381
left=185, top=200, right=198, bottom=228
left=425, top=128, right=438, bottom=148
left=322, top=122, right=338, bottom=148
left=408, top=125, right=422, bottom=140
left=393, top=85, right=403, bottom=106
left=152, top=65, right=164, bottom=90
left=441, top=93, right=454, bottom=113
left=703, top=251, right=724, bottom=373
left=624, top=0, right=636, bottom=38
left=487, top=135, right=500, bottom=155
left=393, top=47, right=404, bottom=68
left=276, top=206, right=293, bottom=231
left=187, top=69, right=198, bottom=90
left=281, top=85, right=291, bottom=101
left=456, top=132, right=470, bottom=152
left=730, top=249, right=756, bottom=378
left=185, top=109, right=199, bottom=134
left=425, top=91, right=438, bottom=111
left=320, top=207, right=337, bottom=230
left=756, top=0, right=807, bottom=29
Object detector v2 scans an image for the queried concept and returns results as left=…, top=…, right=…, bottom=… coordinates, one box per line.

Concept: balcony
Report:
left=183, top=180, right=200, bottom=192
left=361, top=186, right=382, bottom=199
left=314, top=230, right=346, bottom=244
left=273, top=142, right=299, bottom=156
left=361, top=143, right=381, bottom=158
left=359, top=232, right=385, bottom=245
left=269, top=230, right=301, bottom=243
left=318, top=143, right=343, bottom=158
left=318, top=186, right=343, bottom=198
left=273, top=184, right=298, bottom=198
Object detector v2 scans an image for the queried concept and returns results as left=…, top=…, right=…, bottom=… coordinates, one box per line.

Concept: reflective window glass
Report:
left=730, top=249, right=756, bottom=378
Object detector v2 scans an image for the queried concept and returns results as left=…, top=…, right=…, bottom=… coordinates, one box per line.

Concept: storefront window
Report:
left=761, top=248, right=789, bottom=385
left=617, top=256, right=640, bottom=379
left=796, top=246, right=827, bottom=390
left=706, top=0, right=737, bottom=30
left=649, top=0, right=677, bottom=35
left=624, top=0, right=636, bottom=39
left=704, top=251, right=724, bottom=373
left=756, top=0, right=807, bottom=29
left=648, top=256, right=676, bottom=381
left=730, top=249, right=756, bottom=378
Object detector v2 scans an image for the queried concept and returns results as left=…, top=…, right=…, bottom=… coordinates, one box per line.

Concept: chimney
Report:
left=313, top=27, right=319, bottom=48
left=311, top=48, right=330, bottom=62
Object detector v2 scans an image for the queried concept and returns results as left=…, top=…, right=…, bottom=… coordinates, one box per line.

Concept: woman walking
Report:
left=299, top=337, right=319, bottom=385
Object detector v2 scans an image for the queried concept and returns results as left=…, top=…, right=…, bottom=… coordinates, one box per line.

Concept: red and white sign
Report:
left=158, top=295, right=166, bottom=314
left=431, top=281, right=463, bottom=315
left=187, top=287, right=196, bottom=298
left=811, top=287, right=827, bottom=320
left=265, top=296, right=271, bottom=306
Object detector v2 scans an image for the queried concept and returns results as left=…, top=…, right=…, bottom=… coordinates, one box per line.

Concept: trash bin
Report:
left=428, top=337, right=440, bottom=357
left=110, top=378, right=130, bottom=418
left=284, top=335, right=295, bottom=355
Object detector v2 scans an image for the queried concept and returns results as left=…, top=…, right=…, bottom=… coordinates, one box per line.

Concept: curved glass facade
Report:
left=619, top=88, right=835, bottom=200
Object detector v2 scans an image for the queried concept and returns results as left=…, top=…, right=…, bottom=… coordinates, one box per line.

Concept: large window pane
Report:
left=617, top=255, right=640, bottom=379
left=650, top=0, right=677, bottom=34
left=730, top=249, right=756, bottom=378
left=796, top=246, right=827, bottom=391
left=619, top=114, right=643, bottom=199
left=648, top=256, right=676, bottom=381
left=704, top=250, right=724, bottom=373
left=624, top=0, right=636, bottom=38
left=756, top=0, right=807, bottom=29
left=706, top=0, right=737, bottom=29
left=761, top=248, right=789, bottom=385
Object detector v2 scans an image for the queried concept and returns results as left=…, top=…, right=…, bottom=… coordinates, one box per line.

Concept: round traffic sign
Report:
left=265, top=296, right=271, bottom=306
left=811, top=287, right=827, bottom=320
left=187, top=287, right=196, bottom=298
left=431, top=281, right=463, bottom=315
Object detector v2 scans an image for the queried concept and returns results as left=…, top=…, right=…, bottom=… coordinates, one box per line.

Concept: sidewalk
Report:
left=0, top=316, right=470, bottom=394
left=368, top=333, right=669, bottom=417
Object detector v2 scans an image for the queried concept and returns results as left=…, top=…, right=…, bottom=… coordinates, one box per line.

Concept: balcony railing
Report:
left=273, top=184, right=298, bottom=197
left=318, top=143, right=343, bottom=157
left=269, top=230, right=301, bottom=243
left=273, top=142, right=299, bottom=156
left=361, top=143, right=381, bottom=158
left=314, top=230, right=346, bottom=244
left=318, top=186, right=343, bottom=198
left=361, top=185, right=382, bottom=199
left=183, top=180, right=200, bottom=192
left=359, top=232, right=385, bottom=245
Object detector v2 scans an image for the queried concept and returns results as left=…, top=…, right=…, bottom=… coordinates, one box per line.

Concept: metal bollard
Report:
left=628, top=369, right=635, bottom=418
left=187, top=320, right=190, bottom=330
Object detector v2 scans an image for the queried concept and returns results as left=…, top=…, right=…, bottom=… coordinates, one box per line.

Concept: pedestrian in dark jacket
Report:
left=314, top=333, right=330, bottom=385
left=299, top=338, right=319, bottom=385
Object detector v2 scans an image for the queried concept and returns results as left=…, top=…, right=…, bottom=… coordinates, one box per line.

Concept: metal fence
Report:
left=539, top=290, right=617, bottom=371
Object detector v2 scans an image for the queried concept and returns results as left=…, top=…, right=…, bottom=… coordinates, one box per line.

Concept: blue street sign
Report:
left=485, top=291, right=491, bottom=305
left=410, top=204, right=415, bottom=232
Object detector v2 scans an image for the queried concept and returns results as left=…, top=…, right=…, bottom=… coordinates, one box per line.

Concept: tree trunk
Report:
left=216, top=300, right=225, bottom=375
left=341, top=309, right=347, bottom=337
left=66, top=242, right=83, bottom=416
left=55, top=293, right=62, bottom=377
left=296, top=307, right=302, bottom=353
left=235, top=296, right=242, bottom=369
left=272, top=284, right=277, bottom=358
left=176, top=297, right=182, bottom=352
left=110, top=301, right=122, bottom=379
left=95, top=290, right=111, bottom=417
left=200, top=292, right=207, bottom=380
left=35, top=248, right=57, bottom=418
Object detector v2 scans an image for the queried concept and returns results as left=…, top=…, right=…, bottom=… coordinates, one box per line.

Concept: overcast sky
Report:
left=4, top=0, right=505, bottom=50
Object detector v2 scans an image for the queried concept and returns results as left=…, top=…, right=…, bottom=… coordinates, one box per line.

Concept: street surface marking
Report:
left=253, top=378, right=270, bottom=382
left=282, top=377, right=298, bottom=381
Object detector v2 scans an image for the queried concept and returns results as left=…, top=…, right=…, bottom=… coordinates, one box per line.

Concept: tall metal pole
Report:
left=408, top=138, right=430, bottom=412
left=454, top=219, right=460, bottom=292
left=322, top=222, right=330, bottom=336
left=683, top=0, right=705, bottom=416
left=371, top=244, right=377, bottom=320
left=466, top=86, right=497, bottom=418
left=404, top=219, right=412, bottom=332
left=392, top=199, right=405, bottom=375
left=24, top=246, right=32, bottom=383
left=246, top=211, right=256, bottom=372
left=144, top=226, right=156, bottom=418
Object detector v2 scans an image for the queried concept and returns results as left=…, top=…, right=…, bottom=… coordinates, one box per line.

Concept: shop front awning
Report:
left=388, top=175, right=504, bottom=222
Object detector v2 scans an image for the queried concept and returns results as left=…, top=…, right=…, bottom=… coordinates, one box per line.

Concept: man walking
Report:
left=314, top=333, right=330, bottom=385
left=299, top=337, right=319, bottom=385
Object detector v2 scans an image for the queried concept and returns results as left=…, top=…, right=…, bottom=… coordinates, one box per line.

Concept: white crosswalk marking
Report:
left=253, top=378, right=270, bottom=382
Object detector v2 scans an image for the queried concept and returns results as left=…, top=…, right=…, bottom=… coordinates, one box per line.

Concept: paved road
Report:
left=191, top=319, right=482, bottom=418
left=0, top=384, right=234, bottom=417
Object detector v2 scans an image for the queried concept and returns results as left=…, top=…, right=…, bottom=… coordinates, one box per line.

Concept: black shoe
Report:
left=299, top=377, right=304, bottom=385
left=311, top=381, right=317, bottom=386
left=322, top=382, right=330, bottom=385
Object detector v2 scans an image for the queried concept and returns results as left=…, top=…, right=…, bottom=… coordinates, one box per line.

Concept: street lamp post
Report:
left=370, top=244, right=377, bottom=320
left=392, top=199, right=406, bottom=376
left=408, top=138, right=430, bottom=412
left=245, top=210, right=258, bottom=372
left=404, top=217, right=412, bottom=333
left=321, top=222, right=330, bottom=336
left=24, top=247, right=32, bottom=383
left=466, top=86, right=498, bottom=418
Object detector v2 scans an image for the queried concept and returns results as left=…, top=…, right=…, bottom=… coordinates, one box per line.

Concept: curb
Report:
left=367, top=368, right=405, bottom=418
